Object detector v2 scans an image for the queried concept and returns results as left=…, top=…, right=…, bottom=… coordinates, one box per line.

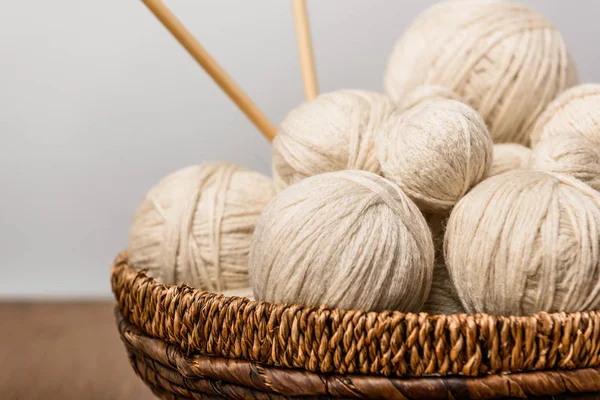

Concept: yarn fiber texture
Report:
left=487, top=143, right=531, bottom=178
left=384, top=0, right=578, bottom=145
left=128, top=162, right=277, bottom=292
left=399, top=85, right=460, bottom=111
left=531, top=134, right=600, bottom=191
left=444, top=170, right=600, bottom=316
left=249, top=170, right=434, bottom=312
left=377, top=98, right=493, bottom=213
left=423, top=261, right=466, bottom=315
left=422, top=214, right=465, bottom=315
left=531, top=84, right=600, bottom=146
left=272, top=90, right=395, bottom=189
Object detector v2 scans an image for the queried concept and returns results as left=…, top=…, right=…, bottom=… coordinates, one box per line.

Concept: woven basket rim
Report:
left=117, top=308, right=600, bottom=398
left=111, top=252, right=600, bottom=378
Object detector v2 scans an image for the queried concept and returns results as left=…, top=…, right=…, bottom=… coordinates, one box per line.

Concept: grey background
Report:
left=1, top=0, right=598, bottom=298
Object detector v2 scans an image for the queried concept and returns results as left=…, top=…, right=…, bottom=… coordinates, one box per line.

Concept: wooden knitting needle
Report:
left=141, top=0, right=277, bottom=142
left=292, top=0, right=318, bottom=101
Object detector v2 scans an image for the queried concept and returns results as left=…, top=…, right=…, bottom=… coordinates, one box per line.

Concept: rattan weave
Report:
left=112, top=253, right=600, bottom=398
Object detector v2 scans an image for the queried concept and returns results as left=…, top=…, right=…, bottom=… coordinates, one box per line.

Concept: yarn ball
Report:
left=399, top=85, right=460, bottom=111
left=531, top=134, right=600, bottom=191
left=531, top=84, right=600, bottom=146
left=384, top=0, right=578, bottom=145
left=422, top=214, right=465, bottom=315
left=249, top=170, right=434, bottom=312
left=128, top=162, right=277, bottom=292
left=425, top=213, right=447, bottom=250
left=377, top=98, right=493, bottom=213
left=272, top=90, right=395, bottom=189
left=423, top=262, right=466, bottom=315
left=487, top=143, right=532, bottom=178
left=444, top=170, right=600, bottom=316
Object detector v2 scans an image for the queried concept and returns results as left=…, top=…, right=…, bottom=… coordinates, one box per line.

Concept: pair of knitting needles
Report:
left=141, top=0, right=318, bottom=142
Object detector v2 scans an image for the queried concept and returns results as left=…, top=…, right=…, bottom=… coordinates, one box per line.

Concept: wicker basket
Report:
left=112, top=253, right=600, bottom=399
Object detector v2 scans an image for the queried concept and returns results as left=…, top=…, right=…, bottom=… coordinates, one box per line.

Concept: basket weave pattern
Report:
left=118, top=310, right=600, bottom=399
left=112, top=253, right=600, bottom=379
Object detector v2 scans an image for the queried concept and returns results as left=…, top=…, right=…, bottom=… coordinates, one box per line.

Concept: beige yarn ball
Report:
left=422, top=214, right=465, bottom=315
left=249, top=170, right=434, bottom=312
left=445, top=170, right=600, bottom=316
left=486, top=143, right=531, bottom=178
left=385, top=0, right=578, bottom=145
left=424, top=213, right=447, bottom=250
left=531, top=84, right=600, bottom=146
left=272, top=90, right=395, bottom=189
left=128, top=162, right=277, bottom=292
left=377, top=98, right=493, bottom=213
left=531, top=134, right=600, bottom=191
left=399, top=85, right=460, bottom=111
left=423, top=262, right=466, bottom=315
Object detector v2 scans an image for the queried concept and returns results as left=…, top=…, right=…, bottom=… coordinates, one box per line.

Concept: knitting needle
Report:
left=292, top=0, right=318, bottom=101
left=141, top=0, right=277, bottom=142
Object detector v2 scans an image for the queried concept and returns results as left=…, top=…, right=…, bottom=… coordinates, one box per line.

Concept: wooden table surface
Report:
left=0, top=301, right=155, bottom=400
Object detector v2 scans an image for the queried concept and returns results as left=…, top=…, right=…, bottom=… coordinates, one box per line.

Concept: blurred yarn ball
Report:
left=385, top=0, right=578, bottom=144
left=531, top=134, right=600, bottom=191
left=531, top=84, right=600, bottom=146
left=128, top=163, right=277, bottom=292
left=273, top=90, right=395, bottom=189
left=399, top=85, right=460, bottom=111
left=422, top=214, right=465, bottom=315
left=487, top=143, right=531, bottom=178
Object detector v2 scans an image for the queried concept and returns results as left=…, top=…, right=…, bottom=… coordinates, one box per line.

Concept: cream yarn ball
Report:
left=128, top=162, right=277, bottom=292
left=425, top=213, right=447, bottom=250
left=248, top=170, right=434, bottom=312
left=385, top=0, right=578, bottom=145
left=486, top=143, right=531, bottom=178
left=445, top=170, right=600, bottom=316
left=399, top=85, right=460, bottom=111
left=531, top=134, right=600, bottom=191
left=272, top=90, right=395, bottom=189
left=423, top=262, right=466, bottom=315
left=422, top=214, right=465, bottom=315
left=377, top=98, right=493, bottom=213
left=531, top=84, right=600, bottom=145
